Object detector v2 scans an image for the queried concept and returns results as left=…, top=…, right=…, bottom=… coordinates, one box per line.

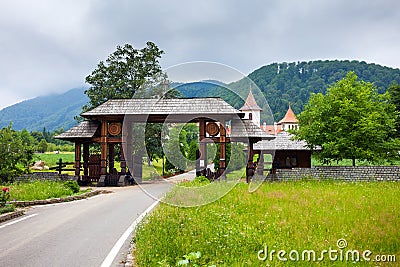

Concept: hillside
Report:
left=0, top=88, right=88, bottom=132
left=1, top=60, right=399, bottom=132
left=178, top=60, right=400, bottom=122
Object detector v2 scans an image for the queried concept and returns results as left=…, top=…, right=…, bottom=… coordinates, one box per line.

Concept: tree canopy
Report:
left=294, top=71, right=400, bottom=166
left=0, top=124, right=35, bottom=182
left=388, top=83, right=400, bottom=135
left=83, top=42, right=164, bottom=111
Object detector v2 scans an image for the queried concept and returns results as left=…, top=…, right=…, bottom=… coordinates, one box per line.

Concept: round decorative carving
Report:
left=108, top=123, right=121, bottom=136
left=206, top=122, right=220, bottom=136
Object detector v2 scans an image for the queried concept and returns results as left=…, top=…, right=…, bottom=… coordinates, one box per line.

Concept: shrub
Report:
left=0, top=204, right=15, bottom=214
left=64, top=180, right=80, bottom=193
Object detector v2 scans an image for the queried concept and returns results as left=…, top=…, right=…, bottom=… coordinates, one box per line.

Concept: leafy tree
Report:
left=164, top=126, right=187, bottom=172
left=84, top=42, right=184, bottom=166
left=187, top=140, right=199, bottom=161
left=0, top=124, right=35, bottom=182
left=38, top=139, right=48, bottom=153
left=213, top=142, right=246, bottom=172
left=294, top=72, right=400, bottom=166
left=145, top=123, right=163, bottom=164
left=83, top=42, right=164, bottom=112
left=388, top=83, right=400, bottom=135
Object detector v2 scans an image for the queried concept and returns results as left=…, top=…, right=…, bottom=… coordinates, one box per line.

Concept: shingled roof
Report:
left=55, top=120, right=99, bottom=140
left=230, top=119, right=275, bottom=140
left=253, top=131, right=317, bottom=151
left=81, top=98, right=241, bottom=118
left=239, top=90, right=262, bottom=111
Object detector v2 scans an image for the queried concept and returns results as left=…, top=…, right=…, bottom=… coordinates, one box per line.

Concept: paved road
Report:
left=0, top=182, right=172, bottom=267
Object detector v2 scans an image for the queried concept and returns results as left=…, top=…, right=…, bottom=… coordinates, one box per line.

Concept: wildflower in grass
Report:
left=1, top=187, right=11, bottom=207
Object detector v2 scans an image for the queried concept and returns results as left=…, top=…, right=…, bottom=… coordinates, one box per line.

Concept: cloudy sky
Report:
left=0, top=0, right=399, bottom=109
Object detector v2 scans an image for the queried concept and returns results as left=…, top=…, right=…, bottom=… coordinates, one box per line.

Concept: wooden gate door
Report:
left=88, top=154, right=101, bottom=183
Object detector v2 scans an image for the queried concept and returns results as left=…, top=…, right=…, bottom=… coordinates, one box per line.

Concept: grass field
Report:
left=134, top=181, right=399, bottom=266
left=1, top=180, right=86, bottom=201
left=35, top=152, right=75, bottom=167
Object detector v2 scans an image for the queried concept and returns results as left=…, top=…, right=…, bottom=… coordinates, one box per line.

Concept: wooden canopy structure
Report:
left=253, top=131, right=319, bottom=172
left=56, top=97, right=273, bottom=186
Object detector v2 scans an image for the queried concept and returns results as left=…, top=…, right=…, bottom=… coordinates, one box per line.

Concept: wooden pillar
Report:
left=197, top=119, right=207, bottom=176
left=246, top=139, right=255, bottom=183
left=133, top=149, right=143, bottom=183
left=219, top=120, right=226, bottom=178
left=74, top=142, right=81, bottom=177
left=120, top=144, right=126, bottom=175
left=256, top=150, right=264, bottom=175
left=100, top=120, right=108, bottom=175
left=109, top=143, right=115, bottom=173
left=83, top=143, right=89, bottom=177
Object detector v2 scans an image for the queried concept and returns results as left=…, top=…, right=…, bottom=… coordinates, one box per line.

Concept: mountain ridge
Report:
left=1, top=60, right=399, bottom=132
left=0, top=88, right=89, bottom=132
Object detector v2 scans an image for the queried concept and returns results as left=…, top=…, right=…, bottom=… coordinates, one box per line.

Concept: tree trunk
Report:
left=352, top=157, right=356, bottom=167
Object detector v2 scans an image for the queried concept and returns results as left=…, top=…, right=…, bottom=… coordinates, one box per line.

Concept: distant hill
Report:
left=2, top=60, right=399, bottom=132
left=0, top=88, right=88, bottom=132
left=177, top=60, right=400, bottom=122
left=172, top=80, right=226, bottom=97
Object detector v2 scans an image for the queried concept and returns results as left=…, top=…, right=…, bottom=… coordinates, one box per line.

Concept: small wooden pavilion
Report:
left=56, top=97, right=273, bottom=185
left=253, top=131, right=313, bottom=170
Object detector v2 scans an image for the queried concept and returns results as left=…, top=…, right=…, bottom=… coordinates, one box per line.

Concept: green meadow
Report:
left=134, top=180, right=399, bottom=266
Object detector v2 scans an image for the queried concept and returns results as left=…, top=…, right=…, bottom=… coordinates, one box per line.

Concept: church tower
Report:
left=239, top=89, right=262, bottom=127
left=277, top=103, right=298, bottom=132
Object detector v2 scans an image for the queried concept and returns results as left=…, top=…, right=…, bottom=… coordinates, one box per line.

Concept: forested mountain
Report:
left=178, top=60, right=400, bottom=122
left=2, top=61, right=399, bottom=132
left=0, top=88, right=88, bottom=132
left=172, top=80, right=226, bottom=98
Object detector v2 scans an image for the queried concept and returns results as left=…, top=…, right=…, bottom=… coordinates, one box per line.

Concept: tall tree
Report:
left=294, top=72, right=400, bottom=166
left=388, top=83, right=400, bottom=135
left=0, top=124, right=35, bottom=182
left=83, top=42, right=164, bottom=111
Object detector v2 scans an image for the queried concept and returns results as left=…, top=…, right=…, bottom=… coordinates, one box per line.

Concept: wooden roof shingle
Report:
left=55, top=121, right=99, bottom=140
left=230, top=119, right=275, bottom=140
left=253, top=131, right=318, bottom=151
left=81, top=98, right=241, bottom=117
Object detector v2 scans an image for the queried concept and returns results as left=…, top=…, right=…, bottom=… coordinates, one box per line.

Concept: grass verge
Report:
left=134, top=180, right=399, bottom=266
left=1, top=180, right=86, bottom=201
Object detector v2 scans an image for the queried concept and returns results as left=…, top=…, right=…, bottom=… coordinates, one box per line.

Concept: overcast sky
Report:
left=0, top=0, right=399, bottom=109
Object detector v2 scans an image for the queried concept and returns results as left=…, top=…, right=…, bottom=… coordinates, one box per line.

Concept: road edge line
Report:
left=100, top=200, right=160, bottom=267
left=0, top=213, right=38, bottom=229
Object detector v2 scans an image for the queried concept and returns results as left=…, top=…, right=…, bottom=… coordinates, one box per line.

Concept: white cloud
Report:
left=0, top=0, right=399, bottom=109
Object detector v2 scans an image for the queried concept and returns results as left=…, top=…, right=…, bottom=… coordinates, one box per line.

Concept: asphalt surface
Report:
left=0, top=182, right=172, bottom=267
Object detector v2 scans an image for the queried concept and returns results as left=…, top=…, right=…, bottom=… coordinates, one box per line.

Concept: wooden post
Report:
left=257, top=150, right=264, bottom=175
left=120, top=144, right=126, bottom=175
left=74, top=142, right=81, bottom=177
left=108, top=143, right=115, bottom=173
left=197, top=119, right=207, bottom=176
left=246, top=139, right=255, bottom=183
left=219, top=120, right=226, bottom=178
left=83, top=143, right=89, bottom=177
left=100, top=121, right=108, bottom=175
left=133, top=149, right=143, bottom=183
left=57, top=158, right=63, bottom=175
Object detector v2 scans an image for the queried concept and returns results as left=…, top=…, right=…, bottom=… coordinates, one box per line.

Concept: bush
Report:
left=0, top=204, right=15, bottom=214
left=64, top=180, right=80, bottom=193
left=179, top=176, right=210, bottom=187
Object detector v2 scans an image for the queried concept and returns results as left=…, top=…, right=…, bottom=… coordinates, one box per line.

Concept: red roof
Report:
left=239, top=90, right=262, bottom=111
left=278, top=104, right=297, bottom=124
